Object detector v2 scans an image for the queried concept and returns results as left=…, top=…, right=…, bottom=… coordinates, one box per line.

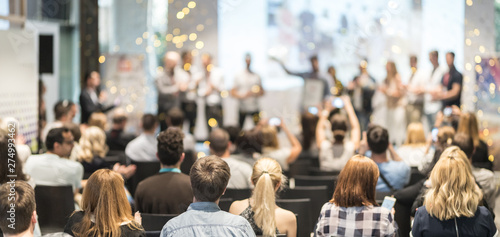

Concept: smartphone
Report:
left=381, top=196, right=396, bottom=210
left=308, top=106, right=318, bottom=115
left=431, top=128, right=439, bottom=142
left=443, top=107, right=452, bottom=117
left=332, top=97, right=344, bottom=108
left=269, top=117, right=281, bottom=126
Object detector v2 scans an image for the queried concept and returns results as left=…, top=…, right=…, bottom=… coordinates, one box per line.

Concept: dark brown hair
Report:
left=330, top=114, right=347, bottom=142
left=190, top=155, right=230, bottom=202
left=157, top=127, right=184, bottom=165
left=0, top=131, right=28, bottom=183
left=0, top=181, right=35, bottom=234
left=331, top=155, right=379, bottom=207
left=301, top=112, right=318, bottom=150
left=209, top=129, right=229, bottom=156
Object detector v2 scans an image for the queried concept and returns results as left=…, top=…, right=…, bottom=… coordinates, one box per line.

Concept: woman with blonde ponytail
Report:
left=229, top=158, right=296, bottom=237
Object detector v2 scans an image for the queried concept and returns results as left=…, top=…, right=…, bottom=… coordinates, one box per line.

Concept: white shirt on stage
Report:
left=233, top=69, right=262, bottom=112
left=406, top=69, right=428, bottom=105
left=424, top=65, right=448, bottom=115
left=196, top=68, right=224, bottom=106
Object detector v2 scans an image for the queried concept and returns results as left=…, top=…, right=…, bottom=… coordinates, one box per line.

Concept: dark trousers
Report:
left=181, top=101, right=197, bottom=134
left=238, top=111, right=260, bottom=129
left=206, top=104, right=223, bottom=132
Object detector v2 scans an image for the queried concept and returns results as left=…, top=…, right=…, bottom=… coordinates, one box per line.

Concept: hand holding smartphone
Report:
left=381, top=196, right=396, bottom=210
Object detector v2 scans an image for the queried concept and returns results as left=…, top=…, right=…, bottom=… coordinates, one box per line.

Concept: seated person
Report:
left=261, top=119, right=302, bottom=172
left=229, top=158, right=296, bottom=236
left=359, top=125, right=410, bottom=192
left=126, top=114, right=159, bottom=162
left=106, top=109, right=135, bottom=155
left=134, top=127, right=193, bottom=214
left=166, top=108, right=196, bottom=153
left=161, top=155, right=254, bottom=237
left=0, top=181, right=37, bottom=237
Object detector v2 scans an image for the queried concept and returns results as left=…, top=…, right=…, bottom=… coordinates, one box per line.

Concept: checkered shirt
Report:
left=314, top=202, right=397, bottom=237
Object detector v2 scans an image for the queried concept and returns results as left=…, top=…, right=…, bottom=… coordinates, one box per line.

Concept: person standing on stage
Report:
left=176, top=51, right=198, bottom=134
left=231, top=53, right=264, bottom=129
left=432, top=52, right=463, bottom=108
left=347, top=59, right=376, bottom=132
left=80, top=71, right=116, bottom=124
left=197, top=53, right=225, bottom=132
left=156, top=51, right=181, bottom=131
left=405, top=55, right=427, bottom=125
left=423, top=51, right=447, bottom=131
left=380, top=61, right=406, bottom=146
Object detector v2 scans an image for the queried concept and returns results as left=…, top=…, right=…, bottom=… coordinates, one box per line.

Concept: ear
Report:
left=32, top=211, right=37, bottom=224
left=179, top=153, right=185, bottom=164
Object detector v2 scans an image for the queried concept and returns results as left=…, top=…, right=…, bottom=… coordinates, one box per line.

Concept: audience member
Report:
left=359, top=125, right=410, bottom=192
left=396, top=123, right=430, bottom=168
left=0, top=131, right=33, bottom=187
left=0, top=117, right=31, bottom=163
left=419, top=126, right=455, bottom=176
left=24, top=127, right=84, bottom=197
left=42, top=100, right=75, bottom=143
left=126, top=114, right=159, bottom=162
left=233, top=128, right=263, bottom=166
left=412, top=146, right=496, bottom=237
left=64, top=169, right=145, bottom=237
left=316, top=96, right=360, bottom=171
left=229, top=158, right=296, bottom=236
left=452, top=133, right=497, bottom=209
left=66, top=122, right=83, bottom=161
left=457, top=112, right=492, bottom=170
left=77, top=126, right=110, bottom=175
left=0, top=181, right=37, bottom=237
left=166, top=108, right=195, bottom=153
left=223, top=125, right=241, bottom=154
left=209, top=129, right=253, bottom=189
left=134, top=127, right=193, bottom=214
left=87, top=112, right=108, bottom=131
left=80, top=71, right=115, bottom=124
left=314, top=155, right=397, bottom=236
left=106, top=109, right=136, bottom=155
left=300, top=111, right=319, bottom=157
left=161, top=155, right=254, bottom=237
left=261, top=120, right=302, bottom=172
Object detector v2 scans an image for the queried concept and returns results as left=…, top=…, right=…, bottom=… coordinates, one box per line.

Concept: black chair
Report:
left=181, top=150, right=196, bottom=175
left=145, top=231, right=161, bottom=237
left=141, top=213, right=178, bottom=231
left=407, top=167, right=426, bottom=186
left=276, top=198, right=312, bottom=237
left=375, top=191, right=394, bottom=205
left=222, top=188, right=252, bottom=201
left=288, top=158, right=311, bottom=178
left=293, top=175, right=337, bottom=199
left=279, top=185, right=328, bottom=227
left=308, top=168, right=340, bottom=176
left=34, top=185, right=75, bottom=234
left=256, top=234, right=286, bottom=237
left=128, top=161, right=161, bottom=195
left=218, top=197, right=234, bottom=212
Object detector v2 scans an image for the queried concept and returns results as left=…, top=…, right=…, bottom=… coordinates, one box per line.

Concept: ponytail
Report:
left=252, top=171, right=277, bottom=237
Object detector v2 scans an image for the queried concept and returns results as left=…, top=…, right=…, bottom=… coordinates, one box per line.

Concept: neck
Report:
left=161, top=163, right=181, bottom=170
left=112, top=124, right=123, bottom=130
left=193, top=197, right=219, bottom=205
left=220, top=149, right=231, bottom=158
left=5, top=228, right=33, bottom=237
left=143, top=130, right=155, bottom=135
left=371, top=152, right=388, bottom=163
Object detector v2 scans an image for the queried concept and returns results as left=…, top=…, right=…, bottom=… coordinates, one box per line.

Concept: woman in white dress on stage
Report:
left=379, top=61, right=406, bottom=146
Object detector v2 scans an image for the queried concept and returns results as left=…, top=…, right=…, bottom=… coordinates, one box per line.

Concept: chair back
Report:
left=141, top=213, right=178, bottom=231
left=128, top=161, right=161, bottom=195
left=375, top=191, right=394, bottom=205
left=280, top=185, right=328, bottom=226
left=145, top=231, right=161, bottom=237
left=276, top=198, right=312, bottom=237
left=222, top=188, right=252, bottom=201
left=180, top=150, right=196, bottom=175
left=308, top=168, right=340, bottom=176
left=293, top=175, right=337, bottom=199
left=35, top=185, right=75, bottom=234
left=218, top=197, right=234, bottom=212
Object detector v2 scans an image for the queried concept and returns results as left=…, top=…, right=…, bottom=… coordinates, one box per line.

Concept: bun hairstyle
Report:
left=330, top=114, right=347, bottom=142
left=251, top=158, right=287, bottom=237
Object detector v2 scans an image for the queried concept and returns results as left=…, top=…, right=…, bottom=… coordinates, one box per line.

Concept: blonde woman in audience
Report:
left=78, top=126, right=110, bottom=175
left=316, top=96, right=360, bottom=172
left=87, top=112, right=108, bottom=131
left=411, top=146, right=497, bottom=237
left=229, top=158, right=297, bottom=237
left=396, top=122, right=431, bottom=168
left=457, top=112, right=492, bottom=170
left=261, top=120, right=302, bottom=172
left=64, top=169, right=145, bottom=237
left=314, top=155, right=397, bottom=236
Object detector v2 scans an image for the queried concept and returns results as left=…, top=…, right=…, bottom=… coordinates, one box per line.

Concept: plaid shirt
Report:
left=314, top=202, right=397, bottom=237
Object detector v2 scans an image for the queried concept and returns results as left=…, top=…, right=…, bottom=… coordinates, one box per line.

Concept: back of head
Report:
left=235, top=129, right=263, bottom=156
left=112, top=109, right=128, bottom=126
left=404, top=123, right=426, bottom=146
left=0, top=181, right=35, bottom=235
left=0, top=132, right=28, bottom=183
left=190, top=155, right=230, bottom=202
left=330, top=114, right=347, bottom=142
left=332, top=155, right=379, bottom=207
left=209, top=129, right=229, bottom=157
left=157, top=127, right=184, bottom=165
left=251, top=158, right=285, bottom=237
left=437, top=126, right=455, bottom=148
left=88, top=112, right=107, bottom=131
left=167, top=108, right=184, bottom=127
left=77, top=169, right=138, bottom=237
left=425, top=146, right=481, bottom=220
left=261, top=125, right=279, bottom=149
left=65, top=122, right=82, bottom=142
left=301, top=112, right=319, bottom=150
left=142, top=113, right=157, bottom=131
left=223, top=126, right=241, bottom=145
left=457, top=112, right=480, bottom=147
left=54, top=100, right=72, bottom=120
left=452, top=133, right=474, bottom=158
left=46, top=127, right=70, bottom=151
left=78, top=126, right=108, bottom=163
left=367, top=125, right=389, bottom=154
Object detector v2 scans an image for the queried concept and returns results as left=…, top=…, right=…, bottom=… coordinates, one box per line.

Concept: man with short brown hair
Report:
left=0, top=181, right=37, bottom=237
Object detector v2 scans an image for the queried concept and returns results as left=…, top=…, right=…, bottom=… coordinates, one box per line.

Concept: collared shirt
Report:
left=161, top=202, right=255, bottom=237
left=159, top=168, right=181, bottom=173
left=314, top=202, right=397, bottom=237
left=125, top=133, right=158, bottom=162
left=24, top=153, right=84, bottom=192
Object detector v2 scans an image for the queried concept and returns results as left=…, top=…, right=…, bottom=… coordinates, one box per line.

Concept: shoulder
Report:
left=477, top=206, right=494, bottom=219
left=276, top=207, right=296, bottom=222
left=229, top=199, right=249, bottom=215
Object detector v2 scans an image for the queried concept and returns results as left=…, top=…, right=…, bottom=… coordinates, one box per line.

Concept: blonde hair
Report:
left=404, top=123, right=426, bottom=146
left=251, top=158, right=286, bottom=237
left=73, top=169, right=142, bottom=237
left=424, top=146, right=482, bottom=220
left=261, top=125, right=279, bottom=149
left=78, top=126, right=108, bottom=163
left=88, top=112, right=107, bottom=130
left=457, top=112, right=480, bottom=147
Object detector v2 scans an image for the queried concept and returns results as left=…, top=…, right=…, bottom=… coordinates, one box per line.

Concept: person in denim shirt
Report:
left=161, top=155, right=255, bottom=237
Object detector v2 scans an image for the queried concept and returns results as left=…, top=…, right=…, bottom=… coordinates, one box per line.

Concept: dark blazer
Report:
left=79, top=88, right=114, bottom=124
